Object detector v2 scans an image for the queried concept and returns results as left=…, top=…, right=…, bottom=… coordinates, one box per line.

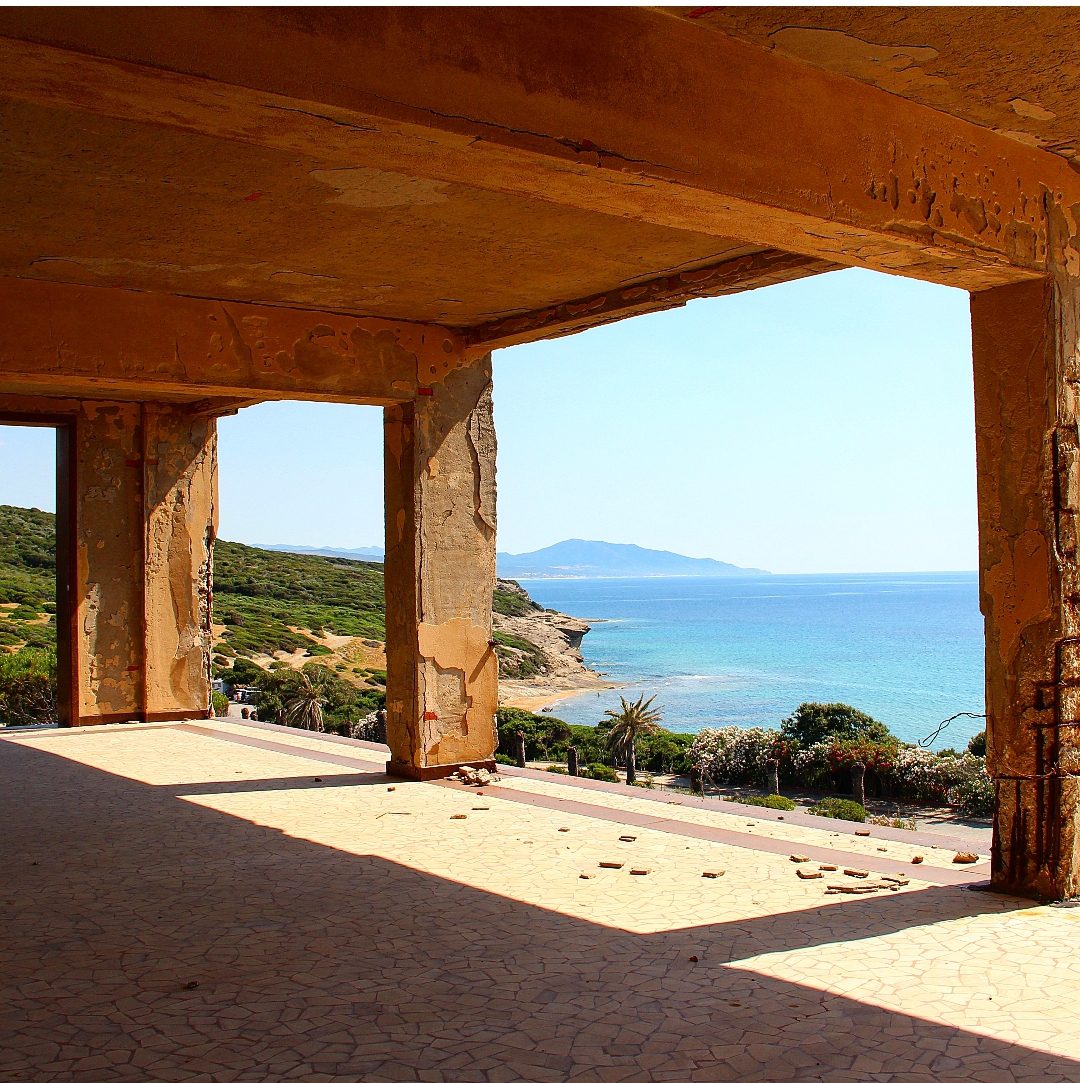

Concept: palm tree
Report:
left=604, top=694, right=662, bottom=786
left=281, top=670, right=326, bottom=732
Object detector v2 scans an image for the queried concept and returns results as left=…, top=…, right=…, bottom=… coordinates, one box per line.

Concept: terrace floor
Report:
left=1, top=719, right=1078, bottom=1082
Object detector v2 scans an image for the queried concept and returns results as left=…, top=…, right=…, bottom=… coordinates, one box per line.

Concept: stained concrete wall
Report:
left=75, top=403, right=145, bottom=720
left=383, top=355, right=498, bottom=779
left=142, top=405, right=217, bottom=719
left=973, top=276, right=1080, bottom=899
left=75, top=402, right=216, bottom=724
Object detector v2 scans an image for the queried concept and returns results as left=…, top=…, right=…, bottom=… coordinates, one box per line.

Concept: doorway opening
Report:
left=211, top=401, right=388, bottom=739
left=490, top=268, right=990, bottom=821
left=0, top=419, right=73, bottom=728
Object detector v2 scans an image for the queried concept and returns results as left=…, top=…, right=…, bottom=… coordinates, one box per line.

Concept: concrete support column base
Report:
left=386, top=758, right=498, bottom=782
left=992, top=776, right=1080, bottom=899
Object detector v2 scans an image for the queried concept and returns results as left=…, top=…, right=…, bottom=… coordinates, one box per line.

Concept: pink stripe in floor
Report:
left=437, top=780, right=989, bottom=888
left=179, top=722, right=987, bottom=889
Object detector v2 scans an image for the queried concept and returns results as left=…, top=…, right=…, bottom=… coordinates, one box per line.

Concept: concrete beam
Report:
left=0, top=278, right=465, bottom=405
left=383, top=355, right=499, bottom=779
left=465, top=250, right=836, bottom=350
left=1, top=11, right=1079, bottom=290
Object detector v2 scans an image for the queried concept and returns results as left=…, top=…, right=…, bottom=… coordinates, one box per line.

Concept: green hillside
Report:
left=0, top=505, right=540, bottom=675
left=0, top=505, right=55, bottom=649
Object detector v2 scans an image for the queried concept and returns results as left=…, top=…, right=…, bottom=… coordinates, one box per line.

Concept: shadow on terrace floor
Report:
left=0, top=737, right=1072, bottom=1083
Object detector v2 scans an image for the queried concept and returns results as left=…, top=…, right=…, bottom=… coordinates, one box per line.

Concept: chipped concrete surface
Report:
left=0, top=278, right=464, bottom=405
left=384, top=356, right=498, bottom=779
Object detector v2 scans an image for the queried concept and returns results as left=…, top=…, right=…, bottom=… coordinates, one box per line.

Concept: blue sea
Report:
left=521, top=573, right=985, bottom=751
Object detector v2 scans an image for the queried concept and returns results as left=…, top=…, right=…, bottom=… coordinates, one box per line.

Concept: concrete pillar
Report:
left=972, top=275, right=1080, bottom=899
left=383, top=356, right=498, bottom=779
left=766, top=757, right=780, bottom=797
left=73, top=402, right=217, bottom=724
left=850, top=762, right=866, bottom=809
left=567, top=745, right=579, bottom=777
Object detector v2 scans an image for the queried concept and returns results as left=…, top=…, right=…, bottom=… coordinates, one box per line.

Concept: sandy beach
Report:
left=499, top=673, right=620, bottom=713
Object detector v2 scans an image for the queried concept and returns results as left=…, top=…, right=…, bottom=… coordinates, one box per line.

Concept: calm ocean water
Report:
left=522, top=573, right=985, bottom=751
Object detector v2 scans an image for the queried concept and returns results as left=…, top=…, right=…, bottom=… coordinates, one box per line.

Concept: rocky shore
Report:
left=494, top=579, right=616, bottom=710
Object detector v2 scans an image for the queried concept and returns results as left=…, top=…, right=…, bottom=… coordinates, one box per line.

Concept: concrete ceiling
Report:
left=1, top=6, right=1077, bottom=338
left=0, top=96, right=762, bottom=328
left=671, top=6, right=1080, bottom=172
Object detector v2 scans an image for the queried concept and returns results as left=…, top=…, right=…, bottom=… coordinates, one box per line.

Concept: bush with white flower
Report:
left=887, top=746, right=949, bottom=803
left=691, top=726, right=781, bottom=785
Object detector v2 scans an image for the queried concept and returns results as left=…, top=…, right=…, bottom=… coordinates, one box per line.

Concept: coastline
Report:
left=499, top=673, right=621, bottom=713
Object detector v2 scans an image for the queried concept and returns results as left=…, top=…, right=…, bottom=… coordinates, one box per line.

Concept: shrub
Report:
left=731, top=794, right=796, bottom=811
left=637, top=731, right=695, bottom=774
left=494, top=753, right=517, bottom=767
left=496, top=707, right=570, bottom=762
left=948, top=768, right=995, bottom=818
left=584, top=763, right=618, bottom=782
left=0, top=647, right=56, bottom=726
left=809, top=797, right=866, bottom=823
left=886, top=746, right=950, bottom=803
left=788, top=740, right=833, bottom=789
left=545, top=764, right=568, bottom=775
left=567, top=723, right=608, bottom=765
left=691, top=726, right=781, bottom=785
left=781, top=702, right=893, bottom=747
left=211, top=690, right=230, bottom=717
left=967, top=730, right=987, bottom=757
left=868, top=814, right=917, bottom=830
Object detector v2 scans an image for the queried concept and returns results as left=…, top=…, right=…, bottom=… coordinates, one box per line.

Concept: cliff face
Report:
left=492, top=579, right=604, bottom=703
left=0, top=507, right=603, bottom=705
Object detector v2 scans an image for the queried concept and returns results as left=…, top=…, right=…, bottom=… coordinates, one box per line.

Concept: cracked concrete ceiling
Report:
left=1, top=6, right=1078, bottom=332
left=671, top=6, right=1080, bottom=172
left=0, top=96, right=761, bottom=328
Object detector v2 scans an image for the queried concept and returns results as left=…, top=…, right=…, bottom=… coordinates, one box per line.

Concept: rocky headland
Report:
left=492, top=578, right=613, bottom=709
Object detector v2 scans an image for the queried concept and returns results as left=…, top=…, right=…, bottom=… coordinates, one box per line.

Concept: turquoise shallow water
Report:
left=521, top=572, right=985, bottom=751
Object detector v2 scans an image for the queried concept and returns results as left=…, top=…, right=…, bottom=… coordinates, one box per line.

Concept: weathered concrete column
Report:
left=973, top=275, right=1080, bottom=899
left=383, top=356, right=498, bottom=779
left=74, top=401, right=216, bottom=724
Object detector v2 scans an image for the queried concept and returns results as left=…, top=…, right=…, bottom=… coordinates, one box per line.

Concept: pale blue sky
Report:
left=0, top=268, right=977, bottom=574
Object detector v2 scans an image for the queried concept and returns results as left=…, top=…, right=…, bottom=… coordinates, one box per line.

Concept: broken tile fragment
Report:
left=629, top=868, right=651, bottom=876
left=844, top=868, right=869, bottom=878
left=796, top=868, right=824, bottom=880
left=702, top=870, right=725, bottom=879
left=818, top=864, right=838, bottom=872
left=450, top=814, right=467, bottom=820
left=599, top=861, right=624, bottom=869
left=789, top=854, right=811, bottom=863
left=953, top=852, right=979, bottom=864
left=912, top=855, right=925, bottom=864
left=619, top=835, right=637, bottom=842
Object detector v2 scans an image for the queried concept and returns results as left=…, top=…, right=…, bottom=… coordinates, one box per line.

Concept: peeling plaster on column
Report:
left=417, top=617, right=498, bottom=763
left=74, top=402, right=143, bottom=718
left=143, top=405, right=218, bottom=718
left=973, top=234, right=1080, bottom=897
left=384, top=354, right=498, bottom=778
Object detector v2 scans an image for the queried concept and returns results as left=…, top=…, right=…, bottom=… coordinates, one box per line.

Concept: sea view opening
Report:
left=213, top=401, right=390, bottom=739
left=0, top=420, right=68, bottom=729
left=491, top=268, right=992, bottom=820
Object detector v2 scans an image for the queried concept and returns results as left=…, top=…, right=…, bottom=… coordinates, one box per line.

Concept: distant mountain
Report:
left=263, top=538, right=767, bottom=578
left=265, top=543, right=385, bottom=561
left=496, top=539, right=767, bottom=579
